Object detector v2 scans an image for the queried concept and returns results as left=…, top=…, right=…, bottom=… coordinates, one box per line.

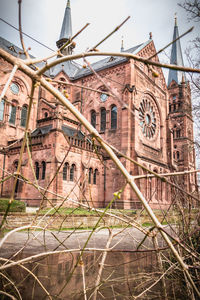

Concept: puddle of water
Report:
left=1, top=250, right=182, bottom=300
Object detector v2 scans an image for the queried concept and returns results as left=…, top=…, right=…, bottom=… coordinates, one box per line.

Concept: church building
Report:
left=0, top=0, right=197, bottom=209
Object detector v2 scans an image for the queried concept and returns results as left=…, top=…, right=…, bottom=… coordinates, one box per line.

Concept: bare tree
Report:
left=0, top=1, right=200, bottom=299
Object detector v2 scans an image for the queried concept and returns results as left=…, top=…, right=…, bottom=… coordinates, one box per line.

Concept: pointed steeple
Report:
left=56, top=0, right=75, bottom=55
left=168, top=15, right=186, bottom=86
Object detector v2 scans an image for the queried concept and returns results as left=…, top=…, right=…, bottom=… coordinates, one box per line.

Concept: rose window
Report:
left=139, top=98, right=157, bottom=139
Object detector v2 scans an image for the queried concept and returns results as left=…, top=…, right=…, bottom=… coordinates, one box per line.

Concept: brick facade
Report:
left=0, top=6, right=197, bottom=209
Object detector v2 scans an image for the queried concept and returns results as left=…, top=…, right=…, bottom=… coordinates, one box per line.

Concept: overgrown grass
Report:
left=0, top=198, right=26, bottom=212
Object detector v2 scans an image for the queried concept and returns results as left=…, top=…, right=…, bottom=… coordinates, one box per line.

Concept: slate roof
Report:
left=0, top=36, right=29, bottom=60
left=62, top=125, right=85, bottom=140
left=50, top=60, right=80, bottom=78
left=168, top=19, right=186, bottom=86
left=0, top=35, right=152, bottom=80
left=31, top=125, right=53, bottom=136
left=59, top=0, right=72, bottom=40
left=0, top=36, right=50, bottom=76
left=72, top=40, right=152, bottom=80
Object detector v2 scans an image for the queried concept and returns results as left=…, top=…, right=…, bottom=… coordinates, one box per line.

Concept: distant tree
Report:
left=179, top=0, right=200, bottom=155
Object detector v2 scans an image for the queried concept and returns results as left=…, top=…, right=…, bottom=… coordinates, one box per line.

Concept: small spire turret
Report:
left=121, top=36, right=124, bottom=52
left=56, top=0, right=75, bottom=55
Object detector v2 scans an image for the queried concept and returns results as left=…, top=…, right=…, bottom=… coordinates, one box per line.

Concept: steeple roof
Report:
left=168, top=16, right=186, bottom=86
left=59, top=0, right=72, bottom=40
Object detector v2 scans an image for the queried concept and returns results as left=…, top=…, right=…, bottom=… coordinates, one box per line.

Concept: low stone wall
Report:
left=0, top=212, right=136, bottom=229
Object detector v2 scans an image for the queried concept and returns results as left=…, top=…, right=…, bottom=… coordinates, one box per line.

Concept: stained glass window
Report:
left=9, top=105, right=17, bottom=125
left=41, top=161, right=46, bottom=180
left=100, top=108, right=106, bottom=131
left=70, top=164, right=75, bottom=181
left=20, top=105, right=27, bottom=127
left=111, top=105, right=117, bottom=129
left=91, top=110, right=96, bottom=128
left=0, top=100, right=5, bottom=121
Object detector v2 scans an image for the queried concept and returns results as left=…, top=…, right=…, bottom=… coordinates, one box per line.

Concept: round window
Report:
left=139, top=98, right=159, bottom=139
left=10, top=83, right=19, bottom=95
left=100, top=93, right=108, bottom=102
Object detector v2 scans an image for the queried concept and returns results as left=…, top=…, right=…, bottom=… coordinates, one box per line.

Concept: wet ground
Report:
left=0, top=226, right=169, bottom=257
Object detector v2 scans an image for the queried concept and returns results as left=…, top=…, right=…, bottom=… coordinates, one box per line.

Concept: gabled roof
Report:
left=72, top=39, right=152, bottom=80
left=50, top=60, right=80, bottom=78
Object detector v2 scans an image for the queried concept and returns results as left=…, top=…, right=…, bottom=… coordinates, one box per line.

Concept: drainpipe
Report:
left=81, top=80, right=83, bottom=114
left=37, top=85, right=42, bottom=123
left=1, top=151, right=6, bottom=197
left=103, top=160, right=106, bottom=207
left=80, top=81, right=83, bottom=131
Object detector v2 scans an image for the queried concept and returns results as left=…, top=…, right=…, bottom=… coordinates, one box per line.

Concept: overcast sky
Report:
left=0, top=0, right=199, bottom=66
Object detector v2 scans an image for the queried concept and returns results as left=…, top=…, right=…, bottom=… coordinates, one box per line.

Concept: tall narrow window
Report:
left=176, top=129, right=181, bottom=138
left=88, top=168, right=92, bottom=184
left=14, top=161, right=19, bottom=194
left=20, top=105, right=27, bottom=127
left=111, top=105, right=117, bottom=129
left=0, top=100, right=5, bottom=121
left=91, top=110, right=96, bottom=128
left=100, top=108, right=106, bottom=131
left=70, top=164, right=75, bottom=181
left=35, top=162, right=40, bottom=180
left=63, top=163, right=68, bottom=181
left=9, top=105, right=17, bottom=125
left=93, top=169, right=98, bottom=185
left=41, top=161, right=46, bottom=180
left=177, top=151, right=180, bottom=160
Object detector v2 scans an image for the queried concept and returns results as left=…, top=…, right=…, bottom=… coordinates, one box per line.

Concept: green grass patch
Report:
left=40, top=207, right=137, bottom=216
left=142, top=222, right=153, bottom=227
left=40, top=207, right=98, bottom=215
left=0, top=198, right=25, bottom=212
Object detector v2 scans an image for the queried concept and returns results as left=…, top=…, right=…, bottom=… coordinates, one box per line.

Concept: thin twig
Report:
left=18, top=0, right=30, bottom=59
left=89, top=16, right=130, bottom=51
left=0, top=65, right=18, bottom=102
left=148, top=26, right=194, bottom=60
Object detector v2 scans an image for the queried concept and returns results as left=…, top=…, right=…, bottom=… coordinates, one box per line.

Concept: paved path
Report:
left=0, top=227, right=170, bottom=257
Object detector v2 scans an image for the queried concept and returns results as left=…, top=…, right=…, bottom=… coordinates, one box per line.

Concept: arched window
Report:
left=20, top=105, right=27, bottom=127
left=35, top=162, right=40, bottom=180
left=88, top=168, right=92, bottom=184
left=93, top=169, right=98, bottom=185
left=9, top=104, right=17, bottom=125
left=41, top=161, right=46, bottom=180
left=63, top=163, right=68, bottom=181
left=70, top=164, right=75, bottom=181
left=100, top=108, right=106, bottom=131
left=44, top=112, right=48, bottom=118
left=14, top=160, right=18, bottom=170
left=91, top=110, right=96, bottom=128
left=111, top=105, right=117, bottom=129
left=0, top=99, right=5, bottom=121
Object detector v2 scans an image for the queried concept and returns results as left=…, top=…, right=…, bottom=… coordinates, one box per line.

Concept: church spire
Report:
left=56, top=0, right=75, bottom=54
left=168, top=15, right=185, bottom=86
left=121, top=36, right=124, bottom=52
